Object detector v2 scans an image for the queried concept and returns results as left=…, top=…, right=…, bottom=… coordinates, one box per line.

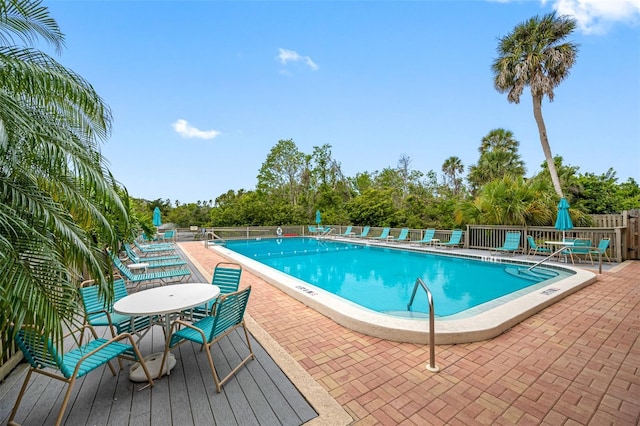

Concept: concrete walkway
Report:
left=181, top=242, right=639, bottom=425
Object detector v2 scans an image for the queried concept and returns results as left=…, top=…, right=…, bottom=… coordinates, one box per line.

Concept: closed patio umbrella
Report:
left=554, top=197, right=573, bottom=241
left=153, top=207, right=162, bottom=227
left=315, top=210, right=321, bottom=226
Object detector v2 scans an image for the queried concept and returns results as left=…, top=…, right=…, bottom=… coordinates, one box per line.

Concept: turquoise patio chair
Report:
left=161, top=229, right=176, bottom=243
left=526, top=236, right=551, bottom=258
left=437, top=229, right=463, bottom=248
left=415, top=228, right=437, bottom=245
left=355, top=226, right=370, bottom=238
left=490, top=231, right=521, bottom=256
left=390, top=228, right=410, bottom=242
left=567, top=238, right=592, bottom=264
left=79, top=277, right=154, bottom=339
left=190, top=262, right=243, bottom=320
left=589, top=238, right=611, bottom=263
left=161, top=286, right=255, bottom=393
left=372, top=227, right=391, bottom=240
left=8, top=324, right=154, bottom=426
left=336, top=226, right=353, bottom=237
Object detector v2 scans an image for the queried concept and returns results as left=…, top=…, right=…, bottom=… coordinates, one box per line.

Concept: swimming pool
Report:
left=209, top=237, right=597, bottom=344
left=223, top=237, right=570, bottom=317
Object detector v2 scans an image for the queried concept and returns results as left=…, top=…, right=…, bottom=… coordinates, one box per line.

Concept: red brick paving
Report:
left=182, top=242, right=640, bottom=425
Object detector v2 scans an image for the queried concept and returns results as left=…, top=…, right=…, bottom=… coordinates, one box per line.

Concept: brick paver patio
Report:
left=181, top=242, right=639, bottom=425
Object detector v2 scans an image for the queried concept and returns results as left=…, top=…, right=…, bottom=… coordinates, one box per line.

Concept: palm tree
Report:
left=492, top=12, right=578, bottom=198
left=479, top=128, right=520, bottom=157
left=441, top=156, right=464, bottom=196
left=455, top=176, right=555, bottom=226
left=0, top=0, right=126, bottom=346
left=468, top=128, right=526, bottom=193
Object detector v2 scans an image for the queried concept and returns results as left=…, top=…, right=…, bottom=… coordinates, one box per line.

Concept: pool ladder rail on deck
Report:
left=407, top=278, right=440, bottom=373
left=318, top=227, right=335, bottom=237
left=204, top=231, right=227, bottom=247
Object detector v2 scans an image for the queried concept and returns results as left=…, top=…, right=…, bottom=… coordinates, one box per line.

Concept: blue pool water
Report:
left=224, top=237, right=572, bottom=317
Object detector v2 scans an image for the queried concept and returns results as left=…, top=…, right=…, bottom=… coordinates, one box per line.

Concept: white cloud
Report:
left=543, top=0, right=640, bottom=33
left=171, top=119, right=221, bottom=140
left=277, top=48, right=319, bottom=71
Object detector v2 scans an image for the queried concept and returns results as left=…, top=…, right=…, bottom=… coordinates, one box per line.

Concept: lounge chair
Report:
left=389, top=228, right=409, bottom=242
left=589, top=238, right=611, bottom=263
left=190, top=262, right=242, bottom=320
left=125, top=243, right=182, bottom=262
left=336, top=226, right=353, bottom=237
left=79, top=277, right=154, bottom=339
left=161, top=286, right=255, bottom=393
left=9, top=324, right=153, bottom=426
left=123, top=244, right=187, bottom=270
left=526, top=236, right=551, bottom=258
left=437, top=229, right=463, bottom=248
left=355, top=226, right=370, bottom=238
left=109, top=250, right=191, bottom=291
left=372, top=227, right=391, bottom=240
left=133, top=239, right=176, bottom=254
left=415, top=228, right=437, bottom=245
left=490, top=231, right=521, bottom=256
left=307, top=225, right=318, bottom=235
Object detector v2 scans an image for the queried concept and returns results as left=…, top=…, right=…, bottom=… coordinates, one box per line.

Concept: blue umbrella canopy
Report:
left=153, top=207, right=162, bottom=227
left=315, top=209, right=321, bottom=225
left=554, top=197, right=573, bottom=240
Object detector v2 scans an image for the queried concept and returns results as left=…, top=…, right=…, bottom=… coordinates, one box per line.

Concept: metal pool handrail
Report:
left=528, top=245, right=604, bottom=274
left=407, top=278, right=440, bottom=372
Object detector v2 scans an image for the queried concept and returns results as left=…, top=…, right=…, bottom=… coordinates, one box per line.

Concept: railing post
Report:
left=407, top=278, right=440, bottom=373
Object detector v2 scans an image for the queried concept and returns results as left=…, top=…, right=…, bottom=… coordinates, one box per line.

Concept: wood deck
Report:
left=0, top=246, right=318, bottom=426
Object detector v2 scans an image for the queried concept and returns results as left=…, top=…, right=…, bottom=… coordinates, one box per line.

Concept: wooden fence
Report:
left=590, top=209, right=639, bottom=260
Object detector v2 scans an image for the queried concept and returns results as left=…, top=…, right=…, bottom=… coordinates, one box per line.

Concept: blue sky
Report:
left=45, top=0, right=639, bottom=204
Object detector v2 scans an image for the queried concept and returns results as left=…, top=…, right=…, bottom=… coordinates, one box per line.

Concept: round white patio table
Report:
left=113, top=283, right=220, bottom=380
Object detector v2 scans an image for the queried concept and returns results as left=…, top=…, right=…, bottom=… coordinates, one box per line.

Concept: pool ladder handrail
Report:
left=319, top=227, right=335, bottom=237
left=205, top=231, right=227, bottom=247
left=407, top=278, right=440, bottom=373
left=528, top=246, right=603, bottom=274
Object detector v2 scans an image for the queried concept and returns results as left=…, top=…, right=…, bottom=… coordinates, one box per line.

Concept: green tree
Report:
left=0, top=0, right=125, bottom=344
left=257, top=139, right=305, bottom=206
left=468, top=129, right=525, bottom=193
left=307, top=144, right=352, bottom=222
left=346, top=188, right=398, bottom=226
left=493, top=13, right=578, bottom=199
left=573, top=169, right=640, bottom=214
left=617, top=178, right=640, bottom=211
left=351, top=171, right=374, bottom=195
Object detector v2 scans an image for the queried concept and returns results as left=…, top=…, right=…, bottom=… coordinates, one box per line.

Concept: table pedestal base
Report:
left=129, top=352, right=176, bottom=381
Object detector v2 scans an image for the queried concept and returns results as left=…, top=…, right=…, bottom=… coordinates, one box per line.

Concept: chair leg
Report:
left=204, top=322, right=255, bottom=393
left=204, top=344, right=223, bottom=393
left=241, top=322, right=256, bottom=361
left=8, top=368, right=34, bottom=425
left=55, top=377, right=77, bottom=426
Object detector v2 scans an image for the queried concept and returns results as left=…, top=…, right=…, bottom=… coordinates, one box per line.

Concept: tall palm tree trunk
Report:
left=532, top=94, right=564, bottom=198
